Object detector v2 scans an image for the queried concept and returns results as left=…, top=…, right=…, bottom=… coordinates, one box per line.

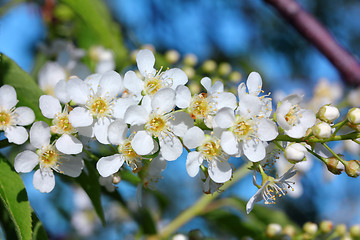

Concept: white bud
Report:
left=266, top=223, right=282, bottom=238
left=318, top=105, right=340, bottom=122
left=303, top=222, right=318, bottom=235
left=165, top=50, right=180, bottom=64
left=347, top=108, right=360, bottom=124
left=285, top=143, right=306, bottom=162
left=313, top=122, right=332, bottom=139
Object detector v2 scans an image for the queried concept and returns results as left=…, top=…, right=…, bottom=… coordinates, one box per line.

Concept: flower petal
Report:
left=30, top=121, right=51, bottom=148
left=183, top=126, right=205, bottom=149
left=246, top=72, right=262, bottom=96
left=54, top=80, right=70, bottom=103
left=200, top=77, right=212, bottom=92
left=186, top=151, right=201, bottom=177
left=94, top=118, right=112, bottom=144
left=159, top=136, right=183, bottom=161
left=237, top=82, right=246, bottom=97
left=213, top=92, right=237, bottom=111
left=124, top=105, right=148, bottom=126
left=58, top=156, right=84, bottom=177
left=175, top=85, right=191, bottom=109
left=84, top=73, right=102, bottom=91
left=243, top=139, right=266, bottom=162
left=238, top=94, right=261, bottom=117
left=0, top=85, right=17, bottom=109
left=5, top=126, right=28, bottom=144
left=56, top=134, right=83, bottom=154
left=14, top=150, right=39, bottom=173
left=220, top=131, right=239, bottom=155
left=39, top=95, right=61, bottom=119
left=68, top=107, right=93, bottom=127
left=66, top=77, right=90, bottom=104
left=33, top=169, right=55, bottom=193
left=163, top=68, right=188, bottom=89
left=108, top=119, right=128, bottom=145
left=113, top=98, right=138, bottom=119
left=131, top=131, right=154, bottom=155
left=152, top=88, right=175, bottom=114
left=124, top=70, right=144, bottom=95
left=96, top=154, right=124, bottom=177
left=170, top=111, right=194, bottom=137
left=257, top=118, right=278, bottom=141
left=214, top=107, right=235, bottom=129
left=246, top=181, right=269, bottom=214
left=137, top=49, right=156, bottom=77
left=98, top=71, right=123, bottom=99
left=208, top=160, right=232, bottom=183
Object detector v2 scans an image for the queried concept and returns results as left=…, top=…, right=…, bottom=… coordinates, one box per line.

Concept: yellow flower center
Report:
left=87, top=97, right=111, bottom=119
left=198, top=136, right=222, bottom=162
left=0, top=110, right=12, bottom=130
left=51, top=112, right=76, bottom=135
left=38, top=146, right=59, bottom=169
left=145, top=113, right=170, bottom=137
left=144, top=77, right=164, bottom=96
left=285, top=104, right=300, bottom=126
left=231, top=116, right=254, bottom=141
left=189, top=93, right=211, bottom=120
left=121, top=140, right=140, bottom=160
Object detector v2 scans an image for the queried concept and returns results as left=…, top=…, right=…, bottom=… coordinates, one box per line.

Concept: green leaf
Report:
left=135, top=208, right=157, bottom=235
left=0, top=157, right=32, bottom=240
left=0, top=54, right=48, bottom=123
left=31, top=211, right=48, bottom=240
left=75, top=160, right=106, bottom=225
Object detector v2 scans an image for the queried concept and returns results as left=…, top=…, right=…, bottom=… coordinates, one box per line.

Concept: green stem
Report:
left=83, top=148, right=99, bottom=161
left=274, top=141, right=285, bottom=151
left=305, top=147, right=327, bottom=164
left=0, top=139, right=11, bottom=149
left=275, top=132, right=360, bottom=143
left=353, top=139, right=360, bottom=145
left=158, top=162, right=252, bottom=239
left=321, top=143, right=347, bottom=166
left=331, top=119, right=348, bottom=137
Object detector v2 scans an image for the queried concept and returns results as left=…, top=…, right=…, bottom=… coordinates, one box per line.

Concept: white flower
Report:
left=66, top=71, right=124, bottom=144
left=246, top=166, right=297, bottom=214
left=276, top=94, right=316, bottom=138
left=0, top=85, right=35, bottom=144
left=183, top=126, right=232, bottom=183
left=175, top=77, right=237, bottom=127
left=39, top=95, right=83, bottom=154
left=214, top=95, right=278, bottom=162
left=123, top=49, right=188, bottom=100
left=89, top=46, right=115, bottom=74
left=38, top=62, right=67, bottom=96
left=14, top=121, right=83, bottom=193
left=125, top=88, right=193, bottom=161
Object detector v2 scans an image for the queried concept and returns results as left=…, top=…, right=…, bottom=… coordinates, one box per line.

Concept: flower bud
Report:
left=335, top=224, right=347, bottom=237
left=303, top=222, right=318, bottom=235
left=218, top=62, right=232, bottom=76
left=324, top=157, right=343, bottom=175
left=183, top=53, right=198, bottom=66
left=318, top=105, right=340, bottom=123
left=112, top=174, right=121, bottom=184
left=202, top=60, right=217, bottom=73
left=283, top=225, right=296, bottom=237
left=345, top=160, right=360, bottom=178
left=347, top=122, right=360, bottom=132
left=350, top=224, right=360, bottom=237
left=266, top=223, right=282, bottom=238
left=347, top=108, right=360, bottom=124
left=320, top=220, right=333, bottom=233
left=172, top=234, right=188, bottom=240
left=229, top=71, right=242, bottom=83
left=165, top=50, right=180, bottom=64
left=182, top=66, right=195, bottom=79
left=313, top=122, right=332, bottom=139
left=285, top=143, right=306, bottom=163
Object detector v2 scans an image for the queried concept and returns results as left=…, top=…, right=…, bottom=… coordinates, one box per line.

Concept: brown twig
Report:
left=264, top=0, right=360, bottom=85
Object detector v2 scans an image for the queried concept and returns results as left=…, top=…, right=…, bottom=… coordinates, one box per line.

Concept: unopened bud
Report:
left=266, top=223, right=282, bottom=238
left=345, top=160, right=360, bottom=178
left=313, top=122, right=332, bottom=139
left=165, top=50, right=180, bottom=64
left=318, top=105, right=340, bottom=123
left=112, top=174, right=121, bottom=184
left=218, top=62, right=232, bottom=76
left=285, top=143, right=306, bottom=163
left=347, top=108, right=360, bottom=124
left=188, top=82, right=201, bottom=94
left=325, top=157, right=343, bottom=175
left=347, top=122, right=360, bottom=132
left=182, top=66, right=195, bottom=79
left=283, top=225, right=296, bottom=237
left=350, top=224, right=360, bottom=237
left=202, top=60, right=217, bottom=73
left=335, top=224, right=347, bottom=237
left=183, top=53, right=198, bottom=66
left=320, top=220, right=333, bottom=233
left=172, top=234, right=188, bottom=240
left=303, top=222, right=318, bottom=235
left=229, top=71, right=242, bottom=83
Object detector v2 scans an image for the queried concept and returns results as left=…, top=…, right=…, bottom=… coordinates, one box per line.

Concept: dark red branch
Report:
left=264, top=0, right=360, bottom=85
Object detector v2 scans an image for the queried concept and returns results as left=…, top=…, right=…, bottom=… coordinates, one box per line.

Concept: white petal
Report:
left=66, top=77, right=90, bottom=104
left=38, top=62, right=66, bottom=92
left=186, top=151, right=201, bottom=177
left=30, top=121, right=51, bottom=148
left=209, top=81, right=224, bottom=94
left=214, top=107, right=235, bottom=129
left=163, top=68, right=188, bottom=89
left=14, top=150, right=39, bottom=173
left=131, top=131, right=154, bottom=155
left=299, top=110, right=316, bottom=129
left=77, top=126, right=94, bottom=138
left=183, top=126, right=205, bottom=149
left=175, top=85, right=191, bottom=109
left=137, top=49, right=156, bottom=77
left=58, top=156, right=84, bottom=177
left=220, top=131, right=239, bottom=155
left=124, top=70, right=144, bottom=95
left=0, top=85, right=17, bottom=109
left=5, top=126, right=28, bottom=144
left=96, top=60, right=115, bottom=74
left=276, top=101, right=292, bottom=130
left=94, top=118, right=112, bottom=144
left=159, top=136, right=183, bottom=161
left=108, top=119, right=128, bottom=145
left=54, top=80, right=70, bottom=103
left=96, top=154, right=124, bottom=177
left=141, top=95, right=152, bottom=114
left=213, top=92, right=237, bottom=111
left=200, top=77, right=212, bottom=92
left=208, top=160, right=232, bottom=183
left=112, top=98, right=138, bottom=119
left=33, top=169, right=55, bottom=193
left=246, top=182, right=269, bottom=214
left=68, top=107, right=93, bottom=127
left=152, top=88, right=175, bottom=114
left=98, top=71, right=123, bottom=99
left=84, top=73, right=102, bottom=90
left=257, top=118, right=278, bottom=141
left=243, top=139, right=266, bottom=162
left=170, top=111, right=194, bottom=137
left=124, top=105, right=148, bottom=125
left=285, top=124, right=308, bottom=139
left=39, top=95, right=61, bottom=119
left=56, top=134, right=83, bottom=154
left=247, top=72, right=262, bottom=96
left=237, top=82, right=246, bottom=97
left=282, top=94, right=302, bottom=105
left=238, top=94, right=261, bottom=117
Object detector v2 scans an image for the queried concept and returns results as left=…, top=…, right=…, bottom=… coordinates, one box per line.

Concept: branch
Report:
left=264, top=0, right=360, bottom=85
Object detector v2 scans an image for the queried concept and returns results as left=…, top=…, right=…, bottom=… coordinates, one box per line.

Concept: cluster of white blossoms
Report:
left=5, top=48, right=360, bottom=213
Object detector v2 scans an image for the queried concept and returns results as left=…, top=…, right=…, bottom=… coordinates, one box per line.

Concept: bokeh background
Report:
left=1, top=0, right=360, bottom=239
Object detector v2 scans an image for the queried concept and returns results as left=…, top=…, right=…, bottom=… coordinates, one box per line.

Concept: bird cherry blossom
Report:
left=14, top=121, right=83, bottom=193
left=0, top=85, right=35, bottom=144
